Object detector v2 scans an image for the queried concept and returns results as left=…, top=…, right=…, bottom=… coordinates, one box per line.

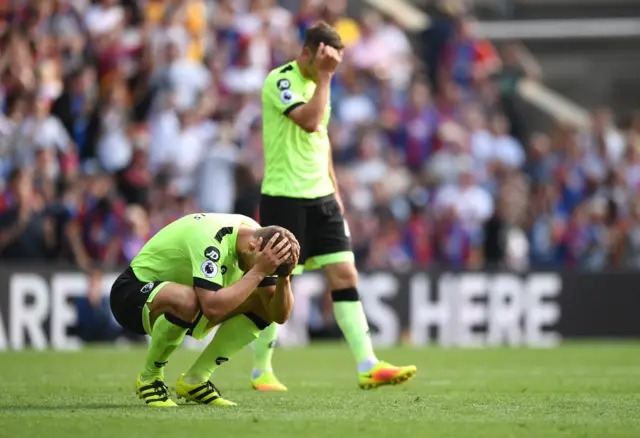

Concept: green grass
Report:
left=1, top=343, right=640, bottom=438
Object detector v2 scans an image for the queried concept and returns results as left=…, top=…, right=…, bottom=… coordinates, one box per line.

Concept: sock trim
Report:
left=244, top=312, right=270, bottom=330
left=331, top=287, right=359, bottom=302
left=164, top=312, right=192, bottom=328
left=186, top=311, right=203, bottom=337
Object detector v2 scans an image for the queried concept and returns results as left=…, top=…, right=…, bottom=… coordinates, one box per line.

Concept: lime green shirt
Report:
left=261, top=61, right=334, bottom=199
left=131, top=213, right=261, bottom=340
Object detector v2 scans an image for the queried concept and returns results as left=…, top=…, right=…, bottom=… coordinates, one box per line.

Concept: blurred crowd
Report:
left=1, top=0, right=640, bottom=277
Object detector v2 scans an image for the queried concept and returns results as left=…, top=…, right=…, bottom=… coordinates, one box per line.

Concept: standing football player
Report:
left=252, top=21, right=416, bottom=391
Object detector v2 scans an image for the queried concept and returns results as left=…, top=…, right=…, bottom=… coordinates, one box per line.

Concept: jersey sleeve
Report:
left=186, top=236, right=228, bottom=291
left=262, top=67, right=307, bottom=116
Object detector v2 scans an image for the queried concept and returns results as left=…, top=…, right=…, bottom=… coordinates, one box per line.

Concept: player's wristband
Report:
left=258, top=277, right=277, bottom=287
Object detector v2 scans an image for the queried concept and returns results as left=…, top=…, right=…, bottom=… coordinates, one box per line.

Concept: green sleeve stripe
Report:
left=193, top=277, right=222, bottom=291
left=283, top=102, right=304, bottom=115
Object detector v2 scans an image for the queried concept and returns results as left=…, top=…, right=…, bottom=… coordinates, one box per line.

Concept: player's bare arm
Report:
left=288, top=43, right=342, bottom=133
left=261, top=276, right=295, bottom=324
left=195, top=233, right=292, bottom=322
left=257, top=233, right=298, bottom=323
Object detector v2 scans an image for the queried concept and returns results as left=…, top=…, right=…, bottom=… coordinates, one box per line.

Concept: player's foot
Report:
left=136, top=374, right=178, bottom=407
left=175, top=374, right=236, bottom=406
left=358, top=361, right=417, bottom=390
left=251, top=371, right=288, bottom=391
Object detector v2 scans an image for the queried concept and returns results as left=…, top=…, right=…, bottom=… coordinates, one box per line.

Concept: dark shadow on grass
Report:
left=0, top=403, right=144, bottom=412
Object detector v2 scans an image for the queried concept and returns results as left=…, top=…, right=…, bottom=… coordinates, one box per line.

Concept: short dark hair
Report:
left=254, top=226, right=289, bottom=250
left=303, top=21, right=344, bottom=51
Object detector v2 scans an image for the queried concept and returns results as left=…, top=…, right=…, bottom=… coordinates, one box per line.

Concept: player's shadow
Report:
left=0, top=403, right=145, bottom=411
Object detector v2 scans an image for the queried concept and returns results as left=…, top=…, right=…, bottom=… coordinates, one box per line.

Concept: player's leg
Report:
left=322, top=261, right=416, bottom=388
left=140, top=281, right=198, bottom=381
left=250, top=195, right=308, bottom=391
left=308, top=197, right=417, bottom=389
left=176, top=311, right=271, bottom=406
left=109, top=268, right=198, bottom=407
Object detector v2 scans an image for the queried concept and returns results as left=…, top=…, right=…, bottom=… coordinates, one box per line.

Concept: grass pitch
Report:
left=1, top=343, right=639, bottom=438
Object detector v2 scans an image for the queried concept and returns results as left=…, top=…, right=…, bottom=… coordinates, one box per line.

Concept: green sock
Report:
left=333, top=300, right=377, bottom=366
left=252, top=322, right=278, bottom=374
left=185, top=315, right=261, bottom=383
left=141, top=314, right=188, bottom=381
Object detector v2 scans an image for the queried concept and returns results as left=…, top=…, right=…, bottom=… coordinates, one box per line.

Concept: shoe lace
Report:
left=150, top=379, right=171, bottom=397
left=203, top=380, right=222, bottom=396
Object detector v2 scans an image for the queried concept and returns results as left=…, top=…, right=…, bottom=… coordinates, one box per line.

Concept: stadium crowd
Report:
left=1, top=0, right=640, bottom=278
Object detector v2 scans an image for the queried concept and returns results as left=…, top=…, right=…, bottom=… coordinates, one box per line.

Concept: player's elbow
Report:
left=289, top=110, right=320, bottom=133
left=291, top=117, right=318, bottom=133
left=298, top=121, right=319, bottom=133
left=200, top=298, right=226, bottom=324
left=271, top=299, right=294, bottom=324
left=272, top=313, right=289, bottom=325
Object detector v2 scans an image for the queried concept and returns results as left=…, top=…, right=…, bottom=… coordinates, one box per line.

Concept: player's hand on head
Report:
left=314, top=42, right=342, bottom=75
left=279, top=229, right=300, bottom=276
left=255, top=233, right=292, bottom=276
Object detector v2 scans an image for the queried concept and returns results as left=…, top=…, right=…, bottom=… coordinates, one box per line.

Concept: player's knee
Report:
left=170, top=287, right=199, bottom=323
left=325, top=262, right=358, bottom=290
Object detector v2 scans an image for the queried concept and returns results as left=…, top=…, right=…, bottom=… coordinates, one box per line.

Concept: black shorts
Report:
left=109, top=267, right=163, bottom=335
left=259, top=194, right=351, bottom=267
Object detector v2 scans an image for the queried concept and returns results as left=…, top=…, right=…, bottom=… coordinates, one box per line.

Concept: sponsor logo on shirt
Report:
left=204, top=246, right=221, bottom=262
left=276, top=78, right=290, bottom=90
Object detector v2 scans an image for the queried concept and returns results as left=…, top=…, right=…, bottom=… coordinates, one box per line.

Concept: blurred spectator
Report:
left=349, top=9, right=412, bottom=89
left=119, top=204, right=151, bottom=263
left=167, top=109, right=205, bottom=196
left=0, top=0, right=638, bottom=279
left=321, top=0, right=360, bottom=47
left=488, top=113, right=525, bottom=170
left=96, top=79, right=133, bottom=172
left=198, top=120, right=239, bottom=214
left=622, top=197, right=640, bottom=268
left=565, top=198, right=610, bottom=270
left=13, top=92, right=74, bottom=173
left=0, top=168, right=55, bottom=260
left=435, top=161, right=494, bottom=237
left=66, top=172, right=125, bottom=271
left=434, top=206, right=473, bottom=269
left=528, top=182, right=568, bottom=267
left=580, top=108, right=625, bottom=167
left=51, top=66, right=100, bottom=163
left=421, top=0, right=466, bottom=89
left=441, top=15, right=501, bottom=96
left=494, top=42, right=541, bottom=143
left=386, top=79, right=438, bottom=173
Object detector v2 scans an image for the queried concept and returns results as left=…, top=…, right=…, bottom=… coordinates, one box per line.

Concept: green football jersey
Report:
left=131, top=213, right=259, bottom=289
left=260, top=61, right=334, bottom=199
left=131, top=213, right=260, bottom=339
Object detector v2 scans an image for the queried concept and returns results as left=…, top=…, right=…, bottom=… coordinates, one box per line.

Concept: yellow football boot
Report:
left=175, top=374, right=236, bottom=406
left=136, top=374, right=178, bottom=407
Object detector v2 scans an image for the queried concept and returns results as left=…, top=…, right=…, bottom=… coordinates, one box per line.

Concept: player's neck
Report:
left=236, top=226, right=254, bottom=253
left=295, top=59, right=314, bottom=81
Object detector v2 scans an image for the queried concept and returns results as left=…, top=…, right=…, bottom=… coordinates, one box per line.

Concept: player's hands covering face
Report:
left=314, top=42, right=342, bottom=75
